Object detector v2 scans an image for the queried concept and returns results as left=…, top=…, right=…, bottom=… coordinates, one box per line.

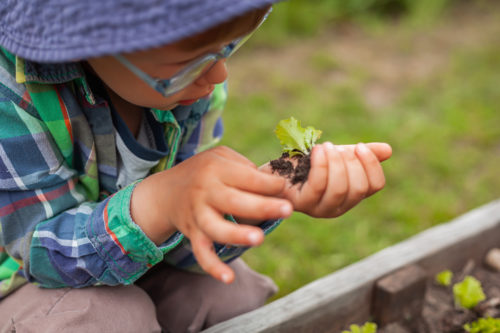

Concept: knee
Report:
left=77, top=285, right=161, bottom=332
left=35, top=285, right=161, bottom=333
left=204, top=259, right=278, bottom=325
left=146, top=259, right=277, bottom=332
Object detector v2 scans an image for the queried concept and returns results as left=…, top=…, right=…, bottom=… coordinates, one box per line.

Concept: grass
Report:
left=220, top=3, right=500, bottom=300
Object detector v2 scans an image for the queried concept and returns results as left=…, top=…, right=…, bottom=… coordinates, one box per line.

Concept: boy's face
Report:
left=87, top=38, right=230, bottom=110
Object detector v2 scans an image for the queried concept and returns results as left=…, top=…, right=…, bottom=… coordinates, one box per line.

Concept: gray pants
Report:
left=0, top=259, right=277, bottom=333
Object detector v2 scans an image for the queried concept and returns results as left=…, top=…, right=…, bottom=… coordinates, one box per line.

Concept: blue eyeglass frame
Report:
left=114, top=8, right=271, bottom=98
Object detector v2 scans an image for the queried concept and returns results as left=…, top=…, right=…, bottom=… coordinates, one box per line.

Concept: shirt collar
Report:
left=15, top=56, right=96, bottom=104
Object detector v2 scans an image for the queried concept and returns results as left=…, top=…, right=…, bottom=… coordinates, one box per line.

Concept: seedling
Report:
left=435, top=269, right=453, bottom=286
left=464, top=317, right=500, bottom=333
left=270, top=117, right=322, bottom=185
left=274, top=117, right=322, bottom=157
left=341, top=322, right=377, bottom=333
left=453, top=276, right=486, bottom=309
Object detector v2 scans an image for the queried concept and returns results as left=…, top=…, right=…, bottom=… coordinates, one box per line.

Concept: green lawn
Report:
left=221, top=2, right=500, bottom=300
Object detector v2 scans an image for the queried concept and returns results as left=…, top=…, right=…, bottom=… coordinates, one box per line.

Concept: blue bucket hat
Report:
left=0, top=0, right=282, bottom=63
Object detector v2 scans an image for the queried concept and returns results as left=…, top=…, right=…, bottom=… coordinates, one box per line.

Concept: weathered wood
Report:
left=373, top=264, right=427, bottom=326
left=202, top=199, right=500, bottom=333
left=382, top=322, right=411, bottom=333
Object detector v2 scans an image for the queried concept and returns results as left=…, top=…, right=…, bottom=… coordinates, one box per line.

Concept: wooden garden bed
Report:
left=203, top=199, right=500, bottom=332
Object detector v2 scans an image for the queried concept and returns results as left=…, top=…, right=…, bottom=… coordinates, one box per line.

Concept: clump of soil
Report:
left=270, top=152, right=311, bottom=185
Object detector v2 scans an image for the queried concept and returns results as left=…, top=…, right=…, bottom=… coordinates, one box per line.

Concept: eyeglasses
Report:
left=115, top=9, right=271, bottom=98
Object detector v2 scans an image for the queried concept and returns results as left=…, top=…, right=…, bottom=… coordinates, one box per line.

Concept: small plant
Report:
left=271, top=117, right=322, bottom=185
left=274, top=116, right=322, bottom=157
left=341, top=322, right=377, bottom=333
left=453, top=276, right=486, bottom=309
left=436, top=269, right=453, bottom=286
left=464, top=317, right=500, bottom=333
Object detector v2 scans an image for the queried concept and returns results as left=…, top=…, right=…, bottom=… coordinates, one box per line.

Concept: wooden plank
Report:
left=202, top=199, right=500, bottom=333
left=372, top=265, right=427, bottom=327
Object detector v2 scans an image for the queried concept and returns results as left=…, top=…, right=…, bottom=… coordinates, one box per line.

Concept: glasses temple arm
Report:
left=114, top=54, right=168, bottom=91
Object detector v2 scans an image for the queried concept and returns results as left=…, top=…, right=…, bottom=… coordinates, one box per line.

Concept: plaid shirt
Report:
left=0, top=48, right=281, bottom=298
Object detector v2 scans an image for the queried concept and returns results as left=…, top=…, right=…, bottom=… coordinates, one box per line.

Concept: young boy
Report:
left=0, top=0, right=391, bottom=332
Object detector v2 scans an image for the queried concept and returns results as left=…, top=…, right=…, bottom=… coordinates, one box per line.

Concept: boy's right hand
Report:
left=130, top=146, right=293, bottom=284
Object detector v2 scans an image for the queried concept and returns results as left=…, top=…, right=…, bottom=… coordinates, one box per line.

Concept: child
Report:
left=0, top=0, right=392, bottom=332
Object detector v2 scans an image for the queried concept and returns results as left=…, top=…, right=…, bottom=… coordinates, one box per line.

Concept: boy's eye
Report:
left=150, top=62, right=188, bottom=80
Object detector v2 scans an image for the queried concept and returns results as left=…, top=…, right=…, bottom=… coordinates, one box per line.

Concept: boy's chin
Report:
left=140, top=102, right=177, bottom=111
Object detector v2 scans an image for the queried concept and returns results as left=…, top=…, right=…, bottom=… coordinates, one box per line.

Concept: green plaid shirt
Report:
left=0, top=48, right=281, bottom=298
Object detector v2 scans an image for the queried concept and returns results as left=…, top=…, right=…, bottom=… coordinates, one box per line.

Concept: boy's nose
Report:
left=195, top=60, right=228, bottom=86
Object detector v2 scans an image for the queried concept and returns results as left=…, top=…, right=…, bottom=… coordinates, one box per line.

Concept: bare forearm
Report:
left=130, top=175, right=177, bottom=245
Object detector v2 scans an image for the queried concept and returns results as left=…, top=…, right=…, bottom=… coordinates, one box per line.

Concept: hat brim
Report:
left=0, top=0, right=282, bottom=63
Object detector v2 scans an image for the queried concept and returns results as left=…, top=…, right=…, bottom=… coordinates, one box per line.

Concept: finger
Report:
left=336, top=142, right=392, bottom=162
left=355, top=143, right=386, bottom=196
left=210, top=146, right=257, bottom=168
left=292, top=144, right=328, bottom=210
left=314, top=142, right=349, bottom=216
left=221, top=161, right=287, bottom=196
left=190, top=231, right=234, bottom=283
left=258, top=162, right=272, bottom=174
left=306, top=144, right=329, bottom=194
left=209, top=186, right=293, bottom=221
left=365, top=142, right=392, bottom=162
left=337, top=146, right=369, bottom=213
left=196, top=206, right=266, bottom=246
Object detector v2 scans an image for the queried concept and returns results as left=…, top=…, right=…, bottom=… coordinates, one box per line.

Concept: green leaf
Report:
left=350, top=324, right=361, bottom=333
left=361, top=322, right=377, bottom=333
left=464, top=317, right=500, bottom=333
left=435, top=269, right=453, bottom=286
left=453, top=276, right=486, bottom=309
left=274, top=117, right=322, bottom=156
left=342, top=322, right=377, bottom=333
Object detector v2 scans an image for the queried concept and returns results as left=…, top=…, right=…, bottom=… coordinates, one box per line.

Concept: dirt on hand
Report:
left=270, top=152, right=311, bottom=186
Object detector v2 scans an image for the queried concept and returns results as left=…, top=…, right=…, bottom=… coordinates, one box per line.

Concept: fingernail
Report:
left=248, top=232, right=261, bottom=245
left=357, top=142, right=369, bottom=153
left=281, top=204, right=292, bottom=216
left=221, top=273, right=231, bottom=284
left=336, top=145, right=345, bottom=152
left=324, top=142, right=334, bottom=151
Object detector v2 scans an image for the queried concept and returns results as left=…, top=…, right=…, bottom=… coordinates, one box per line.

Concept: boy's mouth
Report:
left=177, top=98, right=198, bottom=106
left=177, top=89, right=214, bottom=106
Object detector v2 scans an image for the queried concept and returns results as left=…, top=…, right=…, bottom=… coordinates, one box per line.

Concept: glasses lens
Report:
left=226, top=8, right=271, bottom=57
left=227, top=34, right=252, bottom=57
left=165, top=57, right=217, bottom=95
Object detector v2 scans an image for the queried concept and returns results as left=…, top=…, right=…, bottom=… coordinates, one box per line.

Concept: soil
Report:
left=380, top=260, right=500, bottom=333
left=270, top=152, right=311, bottom=185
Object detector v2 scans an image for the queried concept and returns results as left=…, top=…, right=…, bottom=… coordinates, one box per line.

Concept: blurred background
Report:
left=221, top=0, right=500, bottom=300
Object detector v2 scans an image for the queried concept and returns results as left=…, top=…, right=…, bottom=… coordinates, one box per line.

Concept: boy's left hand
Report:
left=260, top=142, right=392, bottom=218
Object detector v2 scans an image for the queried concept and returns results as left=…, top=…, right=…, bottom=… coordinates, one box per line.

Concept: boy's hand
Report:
left=130, top=146, right=293, bottom=284
left=261, top=142, right=392, bottom=218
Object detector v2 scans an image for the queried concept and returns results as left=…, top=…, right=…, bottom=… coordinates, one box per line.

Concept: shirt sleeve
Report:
left=0, top=100, right=180, bottom=288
